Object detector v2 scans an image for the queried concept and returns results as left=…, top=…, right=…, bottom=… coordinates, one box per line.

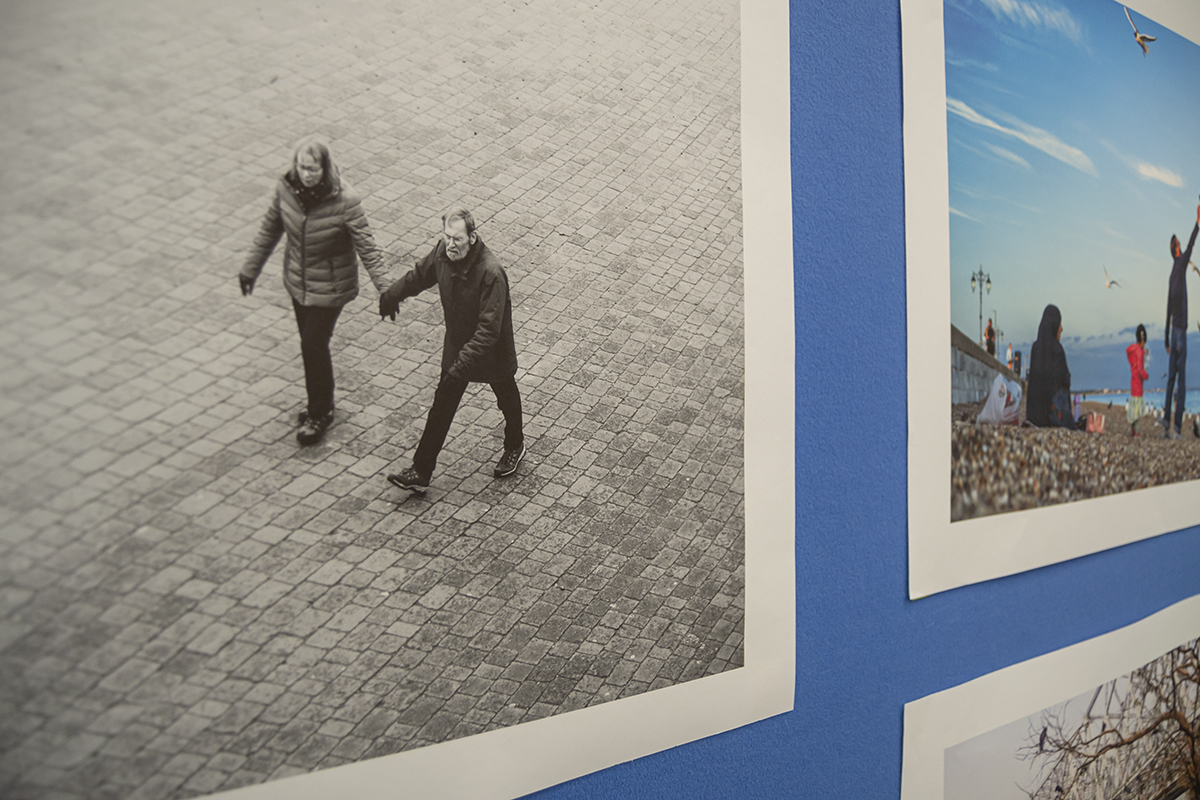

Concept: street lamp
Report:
left=970, top=267, right=991, bottom=344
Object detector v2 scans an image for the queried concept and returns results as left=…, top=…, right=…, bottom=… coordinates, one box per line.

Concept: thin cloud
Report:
left=984, top=143, right=1031, bottom=169
left=946, top=52, right=1000, bottom=72
left=1101, top=222, right=1128, bottom=241
left=967, top=78, right=1020, bottom=98
left=1101, top=140, right=1183, bottom=187
left=953, top=182, right=1043, bottom=213
left=947, top=98, right=1097, bottom=176
left=1138, top=163, right=1183, bottom=187
left=949, top=206, right=980, bottom=221
left=978, top=0, right=1083, bottom=42
left=1101, top=241, right=1157, bottom=266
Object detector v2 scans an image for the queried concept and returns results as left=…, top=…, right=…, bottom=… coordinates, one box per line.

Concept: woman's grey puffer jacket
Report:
left=241, top=164, right=389, bottom=307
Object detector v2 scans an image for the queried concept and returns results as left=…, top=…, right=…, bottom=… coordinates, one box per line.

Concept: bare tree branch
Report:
left=1018, top=638, right=1200, bottom=800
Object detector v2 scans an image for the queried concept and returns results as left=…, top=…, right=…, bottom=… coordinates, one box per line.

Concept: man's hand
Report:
left=239, top=275, right=255, bottom=296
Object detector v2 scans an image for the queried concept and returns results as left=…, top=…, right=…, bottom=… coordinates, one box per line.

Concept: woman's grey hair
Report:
left=442, top=207, right=477, bottom=236
left=292, top=136, right=331, bottom=176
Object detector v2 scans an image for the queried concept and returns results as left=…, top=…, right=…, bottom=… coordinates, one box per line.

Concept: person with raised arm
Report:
left=1162, top=200, right=1200, bottom=439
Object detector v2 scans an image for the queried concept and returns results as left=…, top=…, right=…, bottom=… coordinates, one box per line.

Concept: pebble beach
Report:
left=951, top=398, right=1200, bottom=521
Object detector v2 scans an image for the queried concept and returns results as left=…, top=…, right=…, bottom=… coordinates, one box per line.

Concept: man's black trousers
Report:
left=414, top=372, right=523, bottom=477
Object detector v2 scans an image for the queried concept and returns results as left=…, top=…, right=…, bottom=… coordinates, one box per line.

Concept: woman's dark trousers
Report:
left=292, top=300, right=343, bottom=419
left=414, top=372, right=523, bottom=477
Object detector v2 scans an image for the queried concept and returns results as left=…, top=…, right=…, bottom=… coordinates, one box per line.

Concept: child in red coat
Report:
left=1126, top=324, right=1150, bottom=435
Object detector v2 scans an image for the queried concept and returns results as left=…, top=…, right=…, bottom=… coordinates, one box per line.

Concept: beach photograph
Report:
left=943, top=635, right=1200, bottom=800
left=945, top=0, right=1200, bottom=521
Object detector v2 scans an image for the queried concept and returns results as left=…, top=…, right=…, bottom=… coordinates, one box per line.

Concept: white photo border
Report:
left=206, top=0, right=795, bottom=797
left=900, top=592, right=1200, bottom=798
left=902, top=0, right=1200, bottom=599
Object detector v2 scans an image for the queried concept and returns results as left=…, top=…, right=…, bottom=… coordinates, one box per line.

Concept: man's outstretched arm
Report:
left=380, top=250, right=438, bottom=320
left=1184, top=206, right=1200, bottom=263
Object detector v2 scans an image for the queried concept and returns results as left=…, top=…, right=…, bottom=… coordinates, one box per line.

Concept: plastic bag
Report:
left=977, top=374, right=1019, bottom=426
left=1003, top=380, right=1021, bottom=424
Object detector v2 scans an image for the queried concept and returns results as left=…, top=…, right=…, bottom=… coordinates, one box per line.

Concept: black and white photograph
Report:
left=901, top=594, right=1200, bottom=800
left=0, top=0, right=795, bottom=797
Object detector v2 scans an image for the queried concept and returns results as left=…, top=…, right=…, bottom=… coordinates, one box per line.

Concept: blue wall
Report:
left=531, top=0, right=1200, bottom=796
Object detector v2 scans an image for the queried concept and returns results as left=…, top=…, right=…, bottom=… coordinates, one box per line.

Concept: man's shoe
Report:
left=387, top=467, right=430, bottom=494
left=1169, top=427, right=1182, bottom=441
left=494, top=443, right=525, bottom=478
left=296, top=411, right=334, bottom=445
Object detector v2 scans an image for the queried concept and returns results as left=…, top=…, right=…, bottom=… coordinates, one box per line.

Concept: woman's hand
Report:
left=379, top=289, right=400, bottom=321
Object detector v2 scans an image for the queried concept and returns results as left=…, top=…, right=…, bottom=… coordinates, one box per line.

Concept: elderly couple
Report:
left=238, top=137, right=525, bottom=493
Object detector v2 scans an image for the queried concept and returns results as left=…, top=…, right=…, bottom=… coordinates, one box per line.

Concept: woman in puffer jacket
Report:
left=240, top=138, right=391, bottom=445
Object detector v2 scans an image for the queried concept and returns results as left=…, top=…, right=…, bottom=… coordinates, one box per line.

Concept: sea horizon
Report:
left=1075, top=387, right=1200, bottom=415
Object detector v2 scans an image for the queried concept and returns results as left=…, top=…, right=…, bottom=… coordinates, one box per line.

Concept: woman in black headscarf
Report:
left=1025, top=304, right=1078, bottom=428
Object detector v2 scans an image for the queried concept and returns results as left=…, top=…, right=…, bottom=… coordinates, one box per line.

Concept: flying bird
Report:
left=1125, top=6, right=1156, bottom=56
left=1103, top=266, right=1121, bottom=289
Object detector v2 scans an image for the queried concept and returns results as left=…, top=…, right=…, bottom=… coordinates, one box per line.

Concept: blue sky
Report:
left=945, top=0, right=1200, bottom=390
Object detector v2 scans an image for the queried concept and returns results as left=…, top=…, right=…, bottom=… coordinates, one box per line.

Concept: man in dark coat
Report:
left=1162, top=202, right=1200, bottom=439
left=379, top=207, right=524, bottom=492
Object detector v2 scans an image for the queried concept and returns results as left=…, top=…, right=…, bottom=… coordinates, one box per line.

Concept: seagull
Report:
left=1103, top=266, right=1121, bottom=289
left=1125, top=6, right=1156, bottom=56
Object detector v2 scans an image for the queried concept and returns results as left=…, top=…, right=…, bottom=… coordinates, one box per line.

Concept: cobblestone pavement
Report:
left=0, top=0, right=744, bottom=797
